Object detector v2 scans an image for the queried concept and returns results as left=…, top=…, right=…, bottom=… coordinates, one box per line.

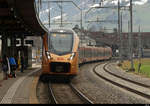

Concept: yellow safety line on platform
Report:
left=29, top=71, right=41, bottom=104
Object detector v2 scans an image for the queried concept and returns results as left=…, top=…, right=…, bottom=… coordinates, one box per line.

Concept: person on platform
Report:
left=9, top=57, right=17, bottom=78
left=2, top=55, right=10, bottom=80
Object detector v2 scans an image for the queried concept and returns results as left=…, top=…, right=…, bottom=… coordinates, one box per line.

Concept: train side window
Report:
left=90, top=49, right=92, bottom=58
left=89, top=49, right=92, bottom=58
left=79, top=49, right=81, bottom=59
left=99, top=50, right=101, bottom=56
left=83, top=48, right=85, bottom=58
left=80, top=49, right=83, bottom=59
left=82, top=48, right=85, bottom=58
left=87, top=49, right=89, bottom=58
left=86, top=49, right=88, bottom=58
left=104, top=49, right=105, bottom=57
left=106, top=51, right=108, bottom=56
left=96, top=50, right=98, bottom=57
left=98, top=50, right=100, bottom=57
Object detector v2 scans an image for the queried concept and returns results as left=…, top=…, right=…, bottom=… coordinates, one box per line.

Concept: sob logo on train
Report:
left=57, top=57, right=65, bottom=61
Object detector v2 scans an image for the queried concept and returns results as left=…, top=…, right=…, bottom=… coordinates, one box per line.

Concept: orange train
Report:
left=41, top=29, right=112, bottom=79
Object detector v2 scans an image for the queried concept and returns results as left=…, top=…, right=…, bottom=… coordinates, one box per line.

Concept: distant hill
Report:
left=40, top=0, right=150, bottom=32
left=82, top=0, right=150, bottom=32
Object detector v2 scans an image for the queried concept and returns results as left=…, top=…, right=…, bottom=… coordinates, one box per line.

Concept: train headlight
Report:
left=69, top=52, right=75, bottom=60
left=46, top=52, right=51, bottom=59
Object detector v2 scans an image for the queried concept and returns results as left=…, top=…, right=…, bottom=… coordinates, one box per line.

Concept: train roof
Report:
left=80, top=46, right=112, bottom=50
left=81, top=45, right=111, bottom=48
left=49, top=28, right=75, bottom=34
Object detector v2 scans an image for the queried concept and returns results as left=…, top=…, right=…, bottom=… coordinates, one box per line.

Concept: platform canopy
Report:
left=0, top=0, right=48, bottom=36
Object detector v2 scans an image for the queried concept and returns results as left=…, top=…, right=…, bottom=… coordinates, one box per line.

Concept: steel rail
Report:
left=48, top=82, right=93, bottom=104
left=69, top=83, right=94, bottom=104
left=104, top=62, right=150, bottom=88
left=93, top=63, right=150, bottom=100
left=48, top=82, right=58, bottom=104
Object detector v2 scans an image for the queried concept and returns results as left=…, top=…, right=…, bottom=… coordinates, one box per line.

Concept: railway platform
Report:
left=0, top=63, right=41, bottom=104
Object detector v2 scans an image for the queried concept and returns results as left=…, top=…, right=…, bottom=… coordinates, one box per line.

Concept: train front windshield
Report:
left=48, top=33, right=73, bottom=55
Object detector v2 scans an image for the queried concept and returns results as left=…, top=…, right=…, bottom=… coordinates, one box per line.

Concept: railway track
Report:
left=48, top=82, right=93, bottom=104
left=93, top=62, right=150, bottom=101
left=104, top=63, right=150, bottom=88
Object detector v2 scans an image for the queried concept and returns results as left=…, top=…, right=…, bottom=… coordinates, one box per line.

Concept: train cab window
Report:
left=48, top=33, right=73, bottom=55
